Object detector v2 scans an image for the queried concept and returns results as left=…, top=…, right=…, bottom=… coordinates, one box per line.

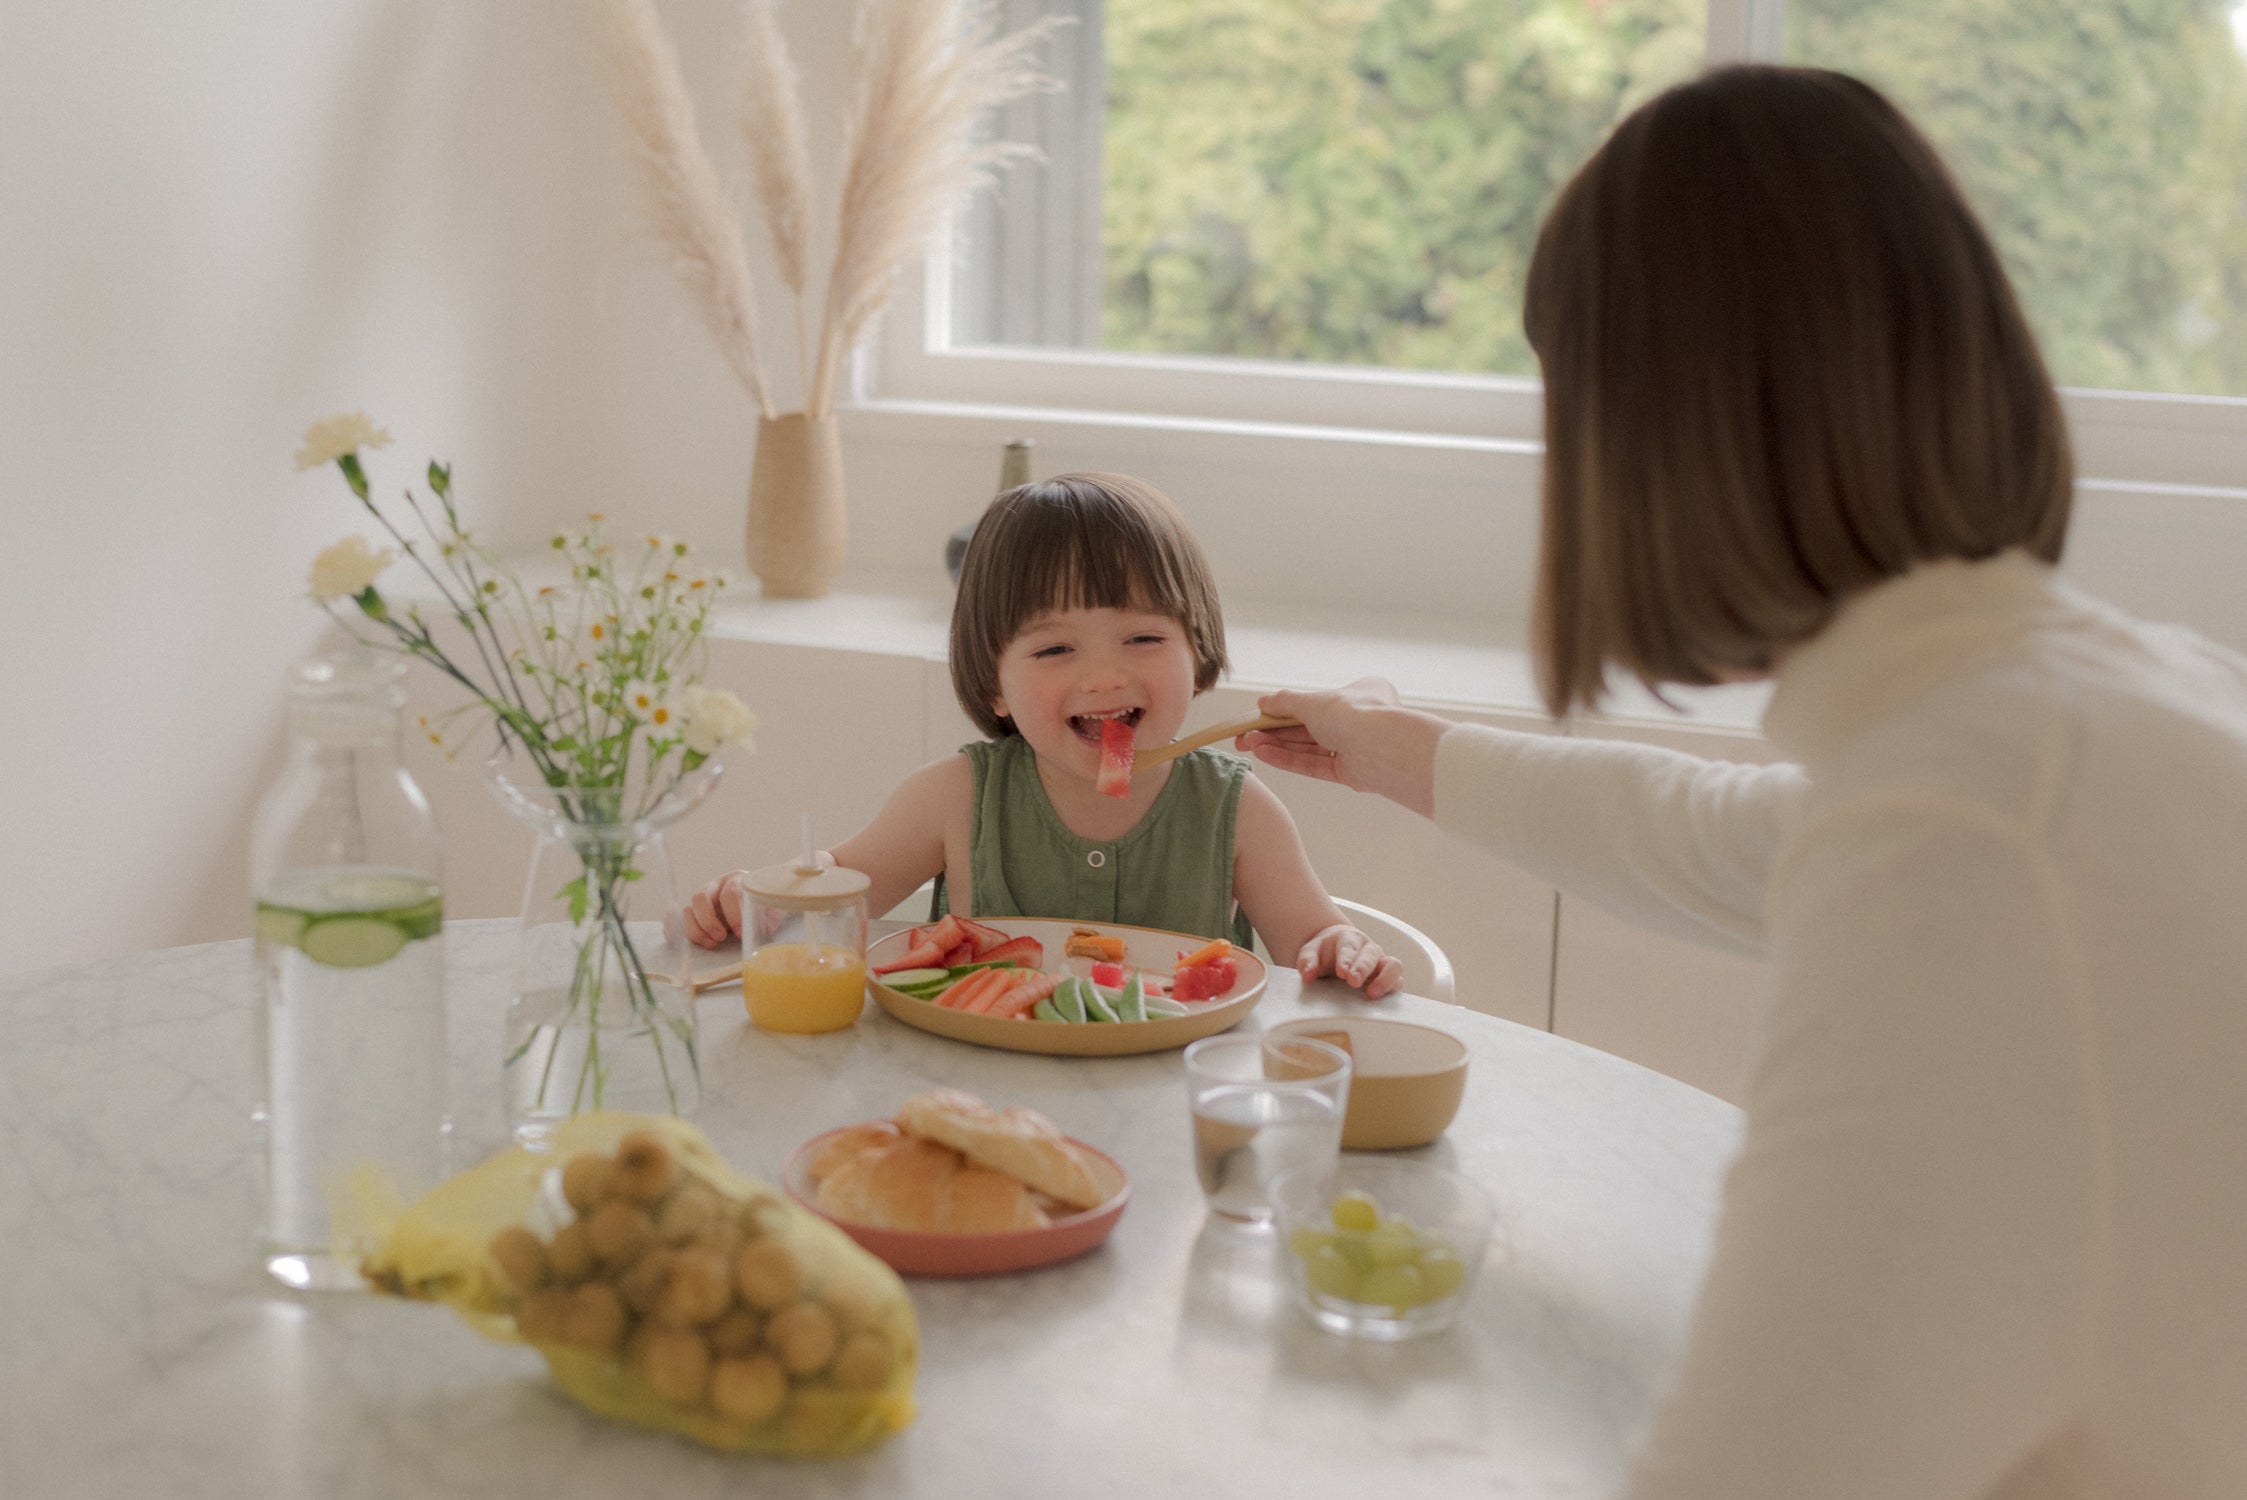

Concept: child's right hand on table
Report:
left=684, top=870, right=749, bottom=948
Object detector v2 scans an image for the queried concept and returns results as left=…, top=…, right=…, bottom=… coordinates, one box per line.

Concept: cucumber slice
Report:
left=880, top=967, right=951, bottom=989
left=255, top=905, right=309, bottom=950
left=299, top=915, right=411, bottom=969
left=386, top=895, right=443, bottom=942
left=1142, top=994, right=1188, bottom=1018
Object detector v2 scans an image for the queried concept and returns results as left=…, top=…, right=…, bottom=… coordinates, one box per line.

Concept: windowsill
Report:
left=707, top=567, right=1774, bottom=735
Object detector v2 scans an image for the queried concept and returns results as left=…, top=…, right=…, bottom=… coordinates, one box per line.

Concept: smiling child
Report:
left=687, top=473, right=1400, bottom=997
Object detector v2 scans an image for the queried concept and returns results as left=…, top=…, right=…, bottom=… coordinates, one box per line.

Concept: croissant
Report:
left=894, top=1088, right=1107, bottom=1210
left=812, top=1134, right=1050, bottom=1234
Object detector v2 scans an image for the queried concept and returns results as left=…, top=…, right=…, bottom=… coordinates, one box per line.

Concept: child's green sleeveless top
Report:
left=931, top=735, right=1256, bottom=948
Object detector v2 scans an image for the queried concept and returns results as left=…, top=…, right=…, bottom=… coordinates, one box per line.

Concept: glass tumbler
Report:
left=1183, top=1032, right=1352, bottom=1224
left=739, top=860, right=870, bottom=1034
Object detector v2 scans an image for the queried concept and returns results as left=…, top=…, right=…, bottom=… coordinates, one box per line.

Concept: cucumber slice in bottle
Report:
left=254, top=906, right=309, bottom=950
left=299, top=915, right=411, bottom=969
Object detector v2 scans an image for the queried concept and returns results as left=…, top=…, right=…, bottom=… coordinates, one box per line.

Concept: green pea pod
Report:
left=1082, top=982, right=1120, bottom=1023
left=1111, top=972, right=1146, bottom=1023
left=1142, top=994, right=1188, bottom=1018
left=1034, top=997, right=1065, bottom=1023
left=1052, top=978, right=1088, bottom=1023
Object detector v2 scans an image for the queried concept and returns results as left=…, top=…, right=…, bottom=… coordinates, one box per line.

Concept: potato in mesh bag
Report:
left=363, top=1112, right=916, bottom=1455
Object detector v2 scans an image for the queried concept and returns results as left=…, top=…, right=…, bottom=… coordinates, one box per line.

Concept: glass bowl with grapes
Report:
left=1271, top=1157, right=1496, bottom=1340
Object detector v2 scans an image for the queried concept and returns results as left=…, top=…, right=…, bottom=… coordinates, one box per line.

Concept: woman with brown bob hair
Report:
left=1246, top=66, right=2247, bottom=1496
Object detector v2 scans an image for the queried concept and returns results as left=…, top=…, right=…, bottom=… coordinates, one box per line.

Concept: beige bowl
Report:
left=1270, top=1016, right=1469, bottom=1150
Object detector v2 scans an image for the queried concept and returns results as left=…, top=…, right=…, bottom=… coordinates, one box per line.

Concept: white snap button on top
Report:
left=1087, top=849, right=1107, bottom=868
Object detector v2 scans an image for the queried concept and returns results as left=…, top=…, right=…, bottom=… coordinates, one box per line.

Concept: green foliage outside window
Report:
left=1100, top=0, right=2247, bottom=397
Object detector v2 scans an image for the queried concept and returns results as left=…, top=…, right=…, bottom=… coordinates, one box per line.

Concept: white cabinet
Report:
left=1548, top=718, right=1782, bottom=1104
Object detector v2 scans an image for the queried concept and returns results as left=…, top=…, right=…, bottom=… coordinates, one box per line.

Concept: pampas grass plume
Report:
left=809, top=0, right=1058, bottom=415
left=739, top=0, right=817, bottom=391
left=600, top=0, right=775, bottom=418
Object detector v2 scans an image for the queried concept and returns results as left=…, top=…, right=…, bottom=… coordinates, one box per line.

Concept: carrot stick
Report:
left=964, top=971, right=1024, bottom=1015
left=936, top=969, right=1003, bottom=1010
left=1178, top=938, right=1233, bottom=969
left=987, top=973, right=1058, bottom=1020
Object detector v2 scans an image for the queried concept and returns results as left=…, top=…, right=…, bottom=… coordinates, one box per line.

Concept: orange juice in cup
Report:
left=740, top=858, right=871, bottom=1035
left=743, top=941, right=867, bottom=1033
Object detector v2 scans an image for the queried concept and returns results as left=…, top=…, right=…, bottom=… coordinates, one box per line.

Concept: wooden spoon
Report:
left=1132, top=713, right=1300, bottom=770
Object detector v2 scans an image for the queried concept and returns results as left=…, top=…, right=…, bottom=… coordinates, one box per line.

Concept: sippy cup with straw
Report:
left=739, top=820, right=870, bottom=1034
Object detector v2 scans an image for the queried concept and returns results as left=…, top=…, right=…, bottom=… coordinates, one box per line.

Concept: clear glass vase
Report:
left=485, top=749, right=723, bottom=1148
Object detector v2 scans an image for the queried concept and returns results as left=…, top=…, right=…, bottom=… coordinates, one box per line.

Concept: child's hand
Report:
left=1297, top=923, right=1403, bottom=999
left=684, top=870, right=750, bottom=949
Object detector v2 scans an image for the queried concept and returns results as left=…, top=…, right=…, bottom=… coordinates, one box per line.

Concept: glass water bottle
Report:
left=249, top=653, right=449, bottom=1290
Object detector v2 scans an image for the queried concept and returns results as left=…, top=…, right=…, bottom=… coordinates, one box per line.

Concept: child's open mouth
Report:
left=1068, top=707, right=1143, bottom=746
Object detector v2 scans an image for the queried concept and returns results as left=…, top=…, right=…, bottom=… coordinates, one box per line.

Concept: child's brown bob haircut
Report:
left=1524, top=65, right=2073, bottom=717
left=950, top=473, right=1229, bottom=739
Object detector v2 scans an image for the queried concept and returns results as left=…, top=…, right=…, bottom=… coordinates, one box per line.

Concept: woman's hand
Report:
left=1238, top=678, right=1450, bottom=818
left=683, top=870, right=749, bottom=949
left=1298, top=923, right=1404, bottom=999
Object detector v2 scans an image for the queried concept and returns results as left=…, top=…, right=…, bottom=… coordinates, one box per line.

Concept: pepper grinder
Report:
left=946, top=437, right=1035, bottom=582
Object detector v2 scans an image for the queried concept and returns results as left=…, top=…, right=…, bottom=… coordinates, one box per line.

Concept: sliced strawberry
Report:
left=973, top=934, right=1044, bottom=969
left=873, top=938, right=946, bottom=975
left=955, top=916, right=1010, bottom=955
left=925, top=913, right=969, bottom=957
left=939, top=940, right=976, bottom=968
left=1089, top=960, right=1125, bottom=988
left=1096, top=716, right=1135, bottom=798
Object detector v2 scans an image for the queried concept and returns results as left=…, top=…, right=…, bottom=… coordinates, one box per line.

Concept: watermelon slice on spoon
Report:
left=1096, top=716, right=1135, bottom=798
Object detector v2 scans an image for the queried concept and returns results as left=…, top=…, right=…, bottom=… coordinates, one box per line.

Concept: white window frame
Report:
left=856, top=0, right=2247, bottom=492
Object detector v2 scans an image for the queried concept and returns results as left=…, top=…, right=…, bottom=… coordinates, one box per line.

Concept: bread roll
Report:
left=806, top=1120, right=901, bottom=1182
left=894, top=1089, right=1107, bottom=1210
left=814, top=1135, right=1051, bottom=1234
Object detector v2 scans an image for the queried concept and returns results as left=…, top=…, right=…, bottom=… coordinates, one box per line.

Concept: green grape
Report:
left=1305, top=1244, right=1361, bottom=1300
left=1289, top=1226, right=1337, bottom=1261
left=1330, top=1230, right=1373, bottom=1269
left=1357, top=1262, right=1428, bottom=1311
left=1419, top=1247, right=1466, bottom=1300
left=1329, top=1189, right=1381, bottom=1233
left=1364, top=1225, right=1419, bottom=1266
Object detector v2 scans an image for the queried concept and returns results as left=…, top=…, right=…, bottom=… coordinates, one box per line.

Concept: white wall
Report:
left=0, top=1, right=860, bottom=976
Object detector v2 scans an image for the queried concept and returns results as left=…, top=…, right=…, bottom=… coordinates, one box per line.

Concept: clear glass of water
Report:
left=1183, top=1032, right=1351, bottom=1225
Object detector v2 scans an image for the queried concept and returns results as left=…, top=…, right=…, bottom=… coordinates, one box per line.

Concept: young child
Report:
left=686, top=472, right=1401, bottom=997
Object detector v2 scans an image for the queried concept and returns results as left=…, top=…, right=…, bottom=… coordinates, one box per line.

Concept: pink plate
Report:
left=784, top=1126, right=1131, bottom=1278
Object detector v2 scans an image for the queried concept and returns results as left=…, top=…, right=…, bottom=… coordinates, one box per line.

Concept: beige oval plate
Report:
left=867, top=917, right=1266, bottom=1057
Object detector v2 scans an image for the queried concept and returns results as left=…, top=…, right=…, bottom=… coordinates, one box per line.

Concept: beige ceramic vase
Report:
left=746, top=412, right=846, bottom=598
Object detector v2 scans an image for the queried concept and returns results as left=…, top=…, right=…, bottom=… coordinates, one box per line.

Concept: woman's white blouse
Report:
left=1435, top=552, right=2247, bottom=1499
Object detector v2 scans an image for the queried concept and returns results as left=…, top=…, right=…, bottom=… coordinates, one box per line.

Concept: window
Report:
left=869, top=0, right=2247, bottom=488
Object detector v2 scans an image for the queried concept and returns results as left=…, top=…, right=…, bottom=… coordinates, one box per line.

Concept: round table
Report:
left=0, top=919, right=1740, bottom=1499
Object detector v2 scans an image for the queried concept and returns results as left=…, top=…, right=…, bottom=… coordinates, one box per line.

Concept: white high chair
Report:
left=1331, top=898, right=1457, bottom=1005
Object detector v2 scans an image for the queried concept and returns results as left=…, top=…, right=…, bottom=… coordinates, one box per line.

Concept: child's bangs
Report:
left=1005, top=502, right=1191, bottom=635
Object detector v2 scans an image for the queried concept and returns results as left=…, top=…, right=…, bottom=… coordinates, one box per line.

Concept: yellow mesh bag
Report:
left=363, top=1112, right=916, bottom=1456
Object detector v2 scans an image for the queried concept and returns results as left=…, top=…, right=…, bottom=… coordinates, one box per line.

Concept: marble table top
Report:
left=0, top=919, right=1741, bottom=1499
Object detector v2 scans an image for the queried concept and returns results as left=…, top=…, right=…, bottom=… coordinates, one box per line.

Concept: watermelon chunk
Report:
left=1096, top=717, right=1135, bottom=798
left=1172, top=955, right=1239, bottom=1002
left=1089, top=960, right=1125, bottom=989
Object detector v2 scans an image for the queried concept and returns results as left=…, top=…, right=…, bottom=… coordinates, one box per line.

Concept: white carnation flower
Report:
left=294, top=413, right=393, bottom=470
left=307, top=536, right=394, bottom=601
left=679, top=684, right=756, bottom=756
